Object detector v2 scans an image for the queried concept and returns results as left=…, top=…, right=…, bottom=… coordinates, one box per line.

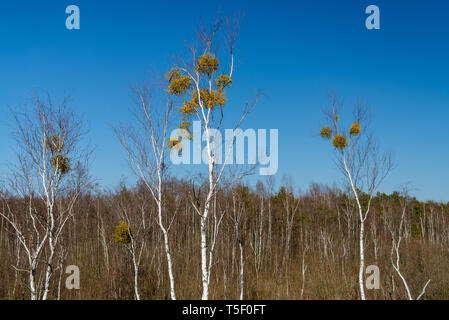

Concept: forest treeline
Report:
left=1, top=178, right=448, bottom=299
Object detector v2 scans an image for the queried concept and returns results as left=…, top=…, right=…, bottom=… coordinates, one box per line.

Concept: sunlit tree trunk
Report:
left=157, top=180, right=176, bottom=300
left=115, top=84, right=178, bottom=300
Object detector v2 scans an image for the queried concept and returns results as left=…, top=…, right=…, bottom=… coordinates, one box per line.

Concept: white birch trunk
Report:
left=200, top=201, right=211, bottom=300
left=133, top=255, right=141, bottom=300
left=30, top=261, right=37, bottom=300
left=239, top=240, right=244, bottom=300
left=358, top=218, right=366, bottom=300
left=343, top=155, right=366, bottom=300
left=157, top=194, right=176, bottom=300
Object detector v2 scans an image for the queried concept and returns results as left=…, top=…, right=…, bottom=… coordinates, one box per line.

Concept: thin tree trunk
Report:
left=159, top=199, right=176, bottom=300
left=200, top=203, right=210, bottom=300
left=239, top=240, right=244, bottom=300
left=133, top=256, right=140, bottom=300
left=358, top=217, right=365, bottom=300
left=30, top=259, right=37, bottom=300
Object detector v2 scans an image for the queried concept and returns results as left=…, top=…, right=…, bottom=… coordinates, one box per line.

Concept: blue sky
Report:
left=0, top=1, right=448, bottom=201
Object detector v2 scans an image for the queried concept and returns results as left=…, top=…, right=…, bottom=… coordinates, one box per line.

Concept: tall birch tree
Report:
left=0, top=92, right=89, bottom=299
left=319, top=93, right=393, bottom=300
left=165, top=15, right=257, bottom=299
left=115, top=84, right=178, bottom=300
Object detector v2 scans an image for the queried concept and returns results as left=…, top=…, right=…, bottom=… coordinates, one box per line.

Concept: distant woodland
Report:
left=1, top=178, right=448, bottom=299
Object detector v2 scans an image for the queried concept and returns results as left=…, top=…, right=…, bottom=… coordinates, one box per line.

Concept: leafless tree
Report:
left=231, top=191, right=245, bottom=300
left=115, top=84, right=178, bottom=300
left=167, top=14, right=259, bottom=299
left=110, top=185, right=150, bottom=300
left=0, top=91, right=89, bottom=299
left=386, top=190, right=431, bottom=300
left=321, top=93, right=393, bottom=300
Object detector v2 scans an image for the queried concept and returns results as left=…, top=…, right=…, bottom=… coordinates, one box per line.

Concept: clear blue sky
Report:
left=0, top=1, right=448, bottom=201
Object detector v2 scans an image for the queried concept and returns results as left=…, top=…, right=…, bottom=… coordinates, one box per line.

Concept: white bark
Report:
left=116, top=86, right=177, bottom=300
left=239, top=241, right=244, bottom=300
left=323, top=93, right=392, bottom=300
left=132, top=253, right=141, bottom=300
left=178, top=19, right=248, bottom=299
left=358, top=218, right=366, bottom=300
left=200, top=211, right=210, bottom=300
left=158, top=192, right=176, bottom=300
left=30, top=261, right=37, bottom=300
left=300, top=245, right=308, bottom=298
left=389, top=199, right=431, bottom=300
left=343, top=155, right=366, bottom=300
left=232, top=194, right=244, bottom=300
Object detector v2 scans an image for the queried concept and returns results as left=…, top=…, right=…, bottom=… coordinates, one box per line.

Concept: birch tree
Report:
left=319, top=93, right=393, bottom=300
left=165, top=16, right=257, bottom=299
left=0, top=92, right=88, bottom=299
left=112, top=185, right=150, bottom=300
left=115, top=84, right=177, bottom=300
left=231, top=189, right=245, bottom=300
left=386, top=191, right=431, bottom=300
